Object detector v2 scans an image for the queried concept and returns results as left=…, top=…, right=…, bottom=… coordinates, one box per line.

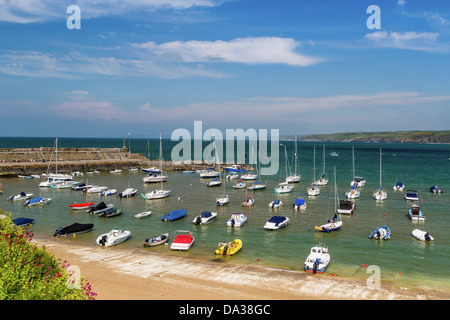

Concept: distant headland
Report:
left=292, top=131, right=450, bottom=144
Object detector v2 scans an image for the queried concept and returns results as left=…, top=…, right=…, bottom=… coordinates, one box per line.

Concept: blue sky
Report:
left=0, top=0, right=449, bottom=138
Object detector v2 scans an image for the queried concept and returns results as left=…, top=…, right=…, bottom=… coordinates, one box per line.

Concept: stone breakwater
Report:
left=0, top=147, right=253, bottom=177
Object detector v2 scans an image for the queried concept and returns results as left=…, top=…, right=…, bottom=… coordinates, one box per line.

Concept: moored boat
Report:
left=226, top=212, right=248, bottom=227
left=8, top=192, right=33, bottom=201
left=86, top=202, right=114, bottom=214
left=161, top=209, right=187, bottom=221
left=405, top=189, right=419, bottom=201
left=368, top=225, right=391, bottom=240
left=193, top=211, right=217, bottom=225
left=264, top=216, right=289, bottom=230
left=293, top=198, right=307, bottom=210
left=304, top=243, right=330, bottom=274
left=170, top=230, right=194, bottom=251
left=24, top=196, right=52, bottom=206
left=142, top=233, right=169, bottom=247
left=117, top=187, right=137, bottom=198
left=408, top=205, right=426, bottom=221
left=215, top=239, right=243, bottom=256
left=53, top=223, right=94, bottom=237
left=412, top=229, right=434, bottom=241
left=99, top=208, right=122, bottom=218
left=12, top=217, right=34, bottom=227
left=134, top=211, right=152, bottom=219
left=268, top=199, right=283, bottom=209
left=96, top=228, right=131, bottom=247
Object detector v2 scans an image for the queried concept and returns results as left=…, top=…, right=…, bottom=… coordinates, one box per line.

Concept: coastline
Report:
left=34, top=237, right=448, bottom=300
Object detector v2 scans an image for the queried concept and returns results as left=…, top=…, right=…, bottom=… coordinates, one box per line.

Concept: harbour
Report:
left=1, top=137, right=450, bottom=298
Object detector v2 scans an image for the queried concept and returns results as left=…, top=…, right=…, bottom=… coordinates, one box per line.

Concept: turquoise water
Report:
left=1, top=137, right=449, bottom=294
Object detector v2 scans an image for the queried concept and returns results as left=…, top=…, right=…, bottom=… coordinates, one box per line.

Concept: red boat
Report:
left=69, top=202, right=94, bottom=210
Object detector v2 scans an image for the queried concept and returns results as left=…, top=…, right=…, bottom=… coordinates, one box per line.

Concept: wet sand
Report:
left=34, top=238, right=448, bottom=300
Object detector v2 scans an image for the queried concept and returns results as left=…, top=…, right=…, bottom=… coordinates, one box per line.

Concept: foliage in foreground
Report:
left=0, top=210, right=96, bottom=300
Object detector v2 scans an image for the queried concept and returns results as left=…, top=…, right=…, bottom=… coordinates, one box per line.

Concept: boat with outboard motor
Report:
left=412, top=229, right=434, bottom=241
left=142, top=233, right=169, bottom=247
left=161, top=209, right=187, bottom=221
left=264, top=216, right=289, bottom=230
left=226, top=212, right=248, bottom=227
left=193, top=211, right=217, bottom=225
left=53, top=223, right=94, bottom=237
left=96, top=227, right=131, bottom=247
left=368, top=225, right=391, bottom=240
left=215, top=239, right=243, bottom=256
left=170, top=230, right=194, bottom=251
left=304, top=242, right=330, bottom=274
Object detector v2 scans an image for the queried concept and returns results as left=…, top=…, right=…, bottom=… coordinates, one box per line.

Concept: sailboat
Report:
left=216, top=169, right=230, bottom=206
left=241, top=189, right=255, bottom=207
left=206, top=141, right=223, bottom=187
left=285, top=135, right=301, bottom=183
left=345, top=146, right=360, bottom=199
left=240, top=146, right=258, bottom=180
left=350, top=146, right=365, bottom=187
left=373, top=147, right=387, bottom=200
left=275, top=146, right=294, bottom=194
left=315, top=145, right=328, bottom=186
left=141, top=132, right=171, bottom=199
left=307, top=146, right=320, bottom=196
left=315, top=167, right=342, bottom=233
left=39, top=138, right=73, bottom=187
left=247, top=150, right=266, bottom=191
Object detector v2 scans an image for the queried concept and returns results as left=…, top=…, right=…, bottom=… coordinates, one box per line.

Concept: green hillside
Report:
left=295, top=131, right=450, bottom=144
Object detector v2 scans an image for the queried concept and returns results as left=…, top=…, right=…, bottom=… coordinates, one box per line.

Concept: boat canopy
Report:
left=268, top=216, right=286, bottom=226
left=201, top=211, right=213, bottom=218
left=295, top=199, right=305, bottom=206
left=28, top=196, right=43, bottom=205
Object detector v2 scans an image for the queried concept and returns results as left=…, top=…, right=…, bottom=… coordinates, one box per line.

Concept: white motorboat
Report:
left=268, top=199, right=283, bottom=208
left=293, top=198, right=307, bottom=210
left=99, top=189, right=117, bottom=196
left=216, top=195, right=230, bottom=206
left=8, top=192, right=33, bottom=201
left=134, top=211, right=152, bottom=219
left=393, top=181, right=405, bottom=191
left=96, top=228, right=131, bottom=247
left=226, top=173, right=239, bottom=180
left=304, top=243, right=330, bottom=274
left=24, top=196, right=52, bottom=206
left=170, top=230, right=194, bottom=251
left=405, top=190, right=419, bottom=201
left=193, top=211, right=217, bottom=225
left=86, top=186, right=108, bottom=193
left=141, top=189, right=171, bottom=200
left=52, top=181, right=81, bottom=189
left=143, top=173, right=168, bottom=183
left=39, top=174, right=73, bottom=187
left=226, top=212, right=248, bottom=227
left=264, top=216, right=289, bottom=230
left=408, top=204, right=426, bottom=221
left=117, top=187, right=137, bottom=198
left=337, top=200, right=355, bottom=215
left=110, top=169, right=122, bottom=174
left=412, top=229, right=434, bottom=241
left=240, top=172, right=257, bottom=180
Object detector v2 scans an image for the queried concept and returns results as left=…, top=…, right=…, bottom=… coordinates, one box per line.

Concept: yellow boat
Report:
left=215, top=239, right=243, bottom=256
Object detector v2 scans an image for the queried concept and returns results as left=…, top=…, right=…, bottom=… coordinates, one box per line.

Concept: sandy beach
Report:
left=34, top=238, right=448, bottom=301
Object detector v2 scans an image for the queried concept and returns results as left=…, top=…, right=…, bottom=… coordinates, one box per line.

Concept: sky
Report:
left=0, top=0, right=449, bottom=138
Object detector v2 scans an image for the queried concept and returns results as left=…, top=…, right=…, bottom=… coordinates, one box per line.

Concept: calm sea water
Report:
left=1, top=137, right=450, bottom=293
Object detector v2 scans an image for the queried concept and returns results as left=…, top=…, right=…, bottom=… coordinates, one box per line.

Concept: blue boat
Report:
left=293, top=198, right=306, bottom=210
left=430, top=185, right=443, bottom=194
left=162, top=209, right=187, bottom=221
left=369, top=225, right=391, bottom=240
left=12, top=217, right=34, bottom=227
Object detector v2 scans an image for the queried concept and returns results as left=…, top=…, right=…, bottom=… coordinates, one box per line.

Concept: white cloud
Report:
left=132, top=37, right=323, bottom=67
left=364, top=31, right=448, bottom=52
left=397, top=0, right=407, bottom=6
left=0, top=0, right=226, bottom=23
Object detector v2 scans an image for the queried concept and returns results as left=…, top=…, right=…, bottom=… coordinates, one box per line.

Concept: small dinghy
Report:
left=193, top=211, right=217, bottom=225
left=368, top=225, right=391, bottom=240
left=68, top=202, right=94, bottom=210
left=304, top=242, right=330, bottom=274
left=264, top=216, right=289, bottom=230
left=161, top=209, right=187, bottom=221
left=170, top=230, right=194, bottom=251
left=99, top=208, right=122, bottom=218
left=412, top=229, right=434, bottom=241
left=134, top=211, right=152, bottom=219
left=226, top=212, right=248, bottom=227
left=12, top=217, right=34, bottom=227
left=96, top=228, right=131, bottom=247
left=86, top=202, right=114, bottom=214
left=215, top=239, right=243, bottom=256
left=142, top=233, right=169, bottom=247
left=53, top=223, right=94, bottom=237
left=99, top=189, right=117, bottom=196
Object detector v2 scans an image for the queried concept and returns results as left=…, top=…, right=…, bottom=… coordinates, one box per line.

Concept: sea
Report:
left=1, top=137, right=449, bottom=294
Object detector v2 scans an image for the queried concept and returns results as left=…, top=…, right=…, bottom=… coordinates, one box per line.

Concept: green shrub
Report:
left=0, top=210, right=96, bottom=300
